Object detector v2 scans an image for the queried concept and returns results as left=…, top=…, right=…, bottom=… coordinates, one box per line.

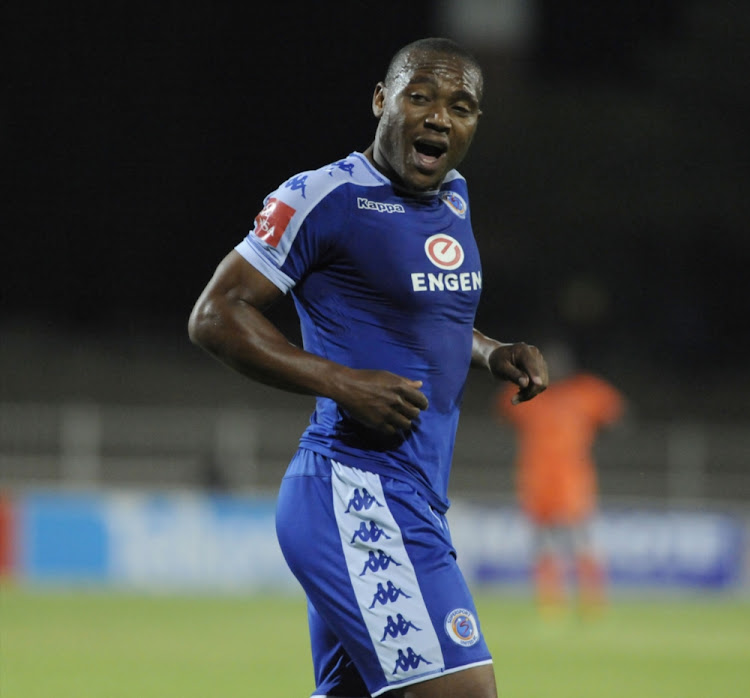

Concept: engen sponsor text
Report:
left=411, top=271, right=482, bottom=292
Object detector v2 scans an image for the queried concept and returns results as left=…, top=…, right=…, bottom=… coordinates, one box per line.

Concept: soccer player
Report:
left=189, top=37, right=548, bottom=698
left=495, top=343, right=625, bottom=619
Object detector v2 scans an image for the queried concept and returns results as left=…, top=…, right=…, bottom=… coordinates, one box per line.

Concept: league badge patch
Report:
left=444, top=608, right=480, bottom=647
left=253, top=197, right=296, bottom=248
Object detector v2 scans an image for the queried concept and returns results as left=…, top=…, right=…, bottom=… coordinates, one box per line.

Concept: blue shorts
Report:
left=275, top=448, right=492, bottom=698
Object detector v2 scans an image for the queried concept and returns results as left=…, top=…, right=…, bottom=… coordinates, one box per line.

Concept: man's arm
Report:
left=471, top=329, right=548, bottom=404
left=188, top=250, right=428, bottom=434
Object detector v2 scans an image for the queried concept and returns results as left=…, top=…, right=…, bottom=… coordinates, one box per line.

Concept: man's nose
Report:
left=424, top=108, right=451, bottom=131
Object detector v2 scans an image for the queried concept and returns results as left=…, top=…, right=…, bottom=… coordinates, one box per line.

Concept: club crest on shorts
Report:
left=444, top=608, right=480, bottom=646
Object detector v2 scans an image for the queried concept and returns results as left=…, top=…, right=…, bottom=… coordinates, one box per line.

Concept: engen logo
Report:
left=414, top=233, right=480, bottom=294
left=411, top=270, right=481, bottom=293
left=424, top=234, right=464, bottom=270
left=253, top=198, right=296, bottom=248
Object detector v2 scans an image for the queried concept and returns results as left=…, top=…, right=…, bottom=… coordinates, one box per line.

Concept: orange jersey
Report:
left=496, top=374, right=623, bottom=524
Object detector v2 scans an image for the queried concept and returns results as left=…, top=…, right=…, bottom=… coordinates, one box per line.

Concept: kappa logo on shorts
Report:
left=350, top=520, right=391, bottom=544
left=345, top=487, right=383, bottom=513
left=253, top=197, right=296, bottom=248
left=368, top=580, right=412, bottom=609
left=444, top=608, right=480, bottom=647
left=360, top=550, right=401, bottom=576
left=381, top=613, right=422, bottom=641
left=392, top=647, right=433, bottom=674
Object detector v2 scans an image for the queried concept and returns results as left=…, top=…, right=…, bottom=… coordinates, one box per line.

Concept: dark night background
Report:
left=3, top=0, right=749, bottom=419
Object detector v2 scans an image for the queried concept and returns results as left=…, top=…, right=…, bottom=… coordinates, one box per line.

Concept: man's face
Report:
left=371, top=50, right=482, bottom=192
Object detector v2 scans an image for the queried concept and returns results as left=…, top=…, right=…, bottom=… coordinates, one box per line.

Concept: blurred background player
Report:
left=495, top=341, right=625, bottom=619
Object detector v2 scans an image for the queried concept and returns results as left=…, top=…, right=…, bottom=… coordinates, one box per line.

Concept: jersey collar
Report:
left=351, top=151, right=445, bottom=199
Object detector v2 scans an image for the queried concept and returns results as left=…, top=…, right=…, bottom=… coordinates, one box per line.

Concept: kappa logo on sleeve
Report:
left=253, top=198, right=296, bottom=248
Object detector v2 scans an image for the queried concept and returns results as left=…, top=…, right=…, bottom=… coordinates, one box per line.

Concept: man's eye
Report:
left=453, top=105, right=471, bottom=115
left=409, top=93, right=429, bottom=103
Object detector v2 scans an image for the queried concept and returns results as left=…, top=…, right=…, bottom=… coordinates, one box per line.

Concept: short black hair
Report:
left=384, top=37, right=483, bottom=99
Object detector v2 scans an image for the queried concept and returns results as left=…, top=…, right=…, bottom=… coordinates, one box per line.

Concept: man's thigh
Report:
left=276, top=450, right=494, bottom=697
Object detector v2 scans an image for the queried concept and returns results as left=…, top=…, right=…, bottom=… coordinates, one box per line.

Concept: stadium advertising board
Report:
left=5, top=491, right=746, bottom=591
left=449, top=503, right=745, bottom=590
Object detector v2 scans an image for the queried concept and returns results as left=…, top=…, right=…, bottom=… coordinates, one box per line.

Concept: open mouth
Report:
left=413, top=140, right=447, bottom=168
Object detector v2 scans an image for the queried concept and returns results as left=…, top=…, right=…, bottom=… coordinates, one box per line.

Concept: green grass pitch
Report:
left=2, top=585, right=749, bottom=697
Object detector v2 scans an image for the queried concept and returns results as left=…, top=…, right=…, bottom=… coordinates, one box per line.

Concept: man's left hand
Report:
left=489, top=343, right=548, bottom=404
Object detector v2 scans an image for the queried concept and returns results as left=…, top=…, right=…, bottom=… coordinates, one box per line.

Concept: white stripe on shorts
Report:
left=331, top=460, right=445, bottom=685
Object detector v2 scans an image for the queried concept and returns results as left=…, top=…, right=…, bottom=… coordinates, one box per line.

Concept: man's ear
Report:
left=371, top=82, right=386, bottom=118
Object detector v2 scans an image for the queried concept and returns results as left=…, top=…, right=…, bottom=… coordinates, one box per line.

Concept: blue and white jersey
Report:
left=235, top=152, right=482, bottom=512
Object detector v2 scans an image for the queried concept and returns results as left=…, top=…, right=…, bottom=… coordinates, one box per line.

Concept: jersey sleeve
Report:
left=234, top=167, right=347, bottom=293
